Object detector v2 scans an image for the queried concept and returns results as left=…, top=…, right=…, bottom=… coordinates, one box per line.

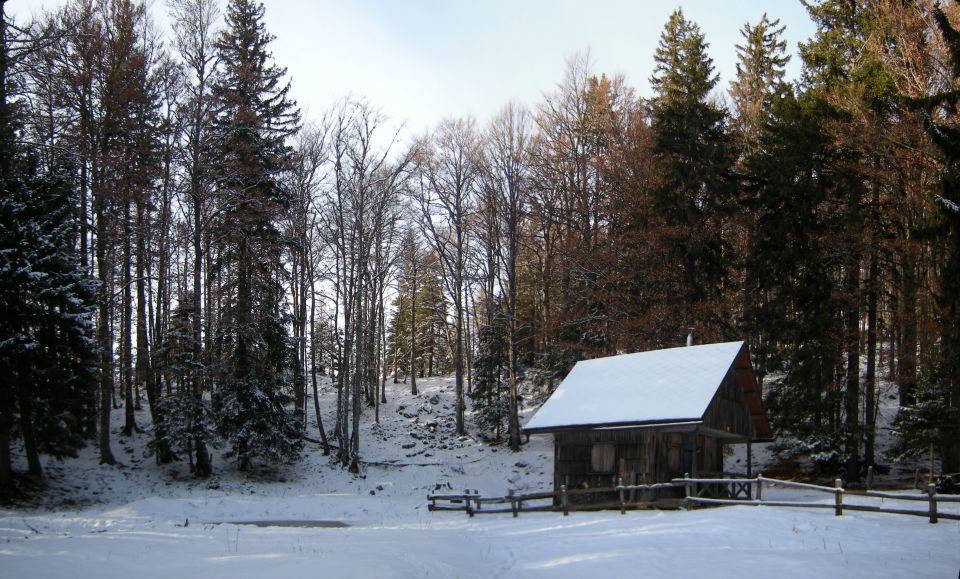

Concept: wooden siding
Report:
left=552, top=428, right=725, bottom=503
left=701, top=369, right=752, bottom=439
left=735, top=346, right=773, bottom=439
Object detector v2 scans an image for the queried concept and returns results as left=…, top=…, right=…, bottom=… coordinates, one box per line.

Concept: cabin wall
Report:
left=553, top=429, right=725, bottom=503
left=702, top=369, right=752, bottom=438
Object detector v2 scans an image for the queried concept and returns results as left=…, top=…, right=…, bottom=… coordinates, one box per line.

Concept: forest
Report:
left=2, top=0, right=959, bottom=498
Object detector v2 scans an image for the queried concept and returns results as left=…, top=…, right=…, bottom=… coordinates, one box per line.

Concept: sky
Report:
left=9, top=0, right=817, bottom=136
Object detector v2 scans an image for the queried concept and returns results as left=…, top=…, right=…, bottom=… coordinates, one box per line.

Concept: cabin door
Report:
left=681, top=439, right=694, bottom=476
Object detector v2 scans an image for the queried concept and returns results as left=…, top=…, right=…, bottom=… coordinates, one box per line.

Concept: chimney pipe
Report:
left=686, top=328, right=694, bottom=347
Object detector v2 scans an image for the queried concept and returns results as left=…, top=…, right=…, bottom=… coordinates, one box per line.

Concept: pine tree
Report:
left=210, top=0, right=302, bottom=470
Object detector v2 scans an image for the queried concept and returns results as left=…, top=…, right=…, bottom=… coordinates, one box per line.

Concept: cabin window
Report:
left=591, top=443, right=615, bottom=473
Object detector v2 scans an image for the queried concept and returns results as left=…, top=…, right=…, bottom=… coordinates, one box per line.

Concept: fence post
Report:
left=618, top=477, right=626, bottom=515
left=756, top=475, right=763, bottom=502
left=834, top=479, right=843, bottom=517
left=927, top=484, right=938, bottom=524
left=466, top=489, right=474, bottom=518
left=866, top=465, right=874, bottom=491
left=684, top=472, right=692, bottom=499
left=560, top=485, right=569, bottom=516
left=509, top=489, right=518, bottom=518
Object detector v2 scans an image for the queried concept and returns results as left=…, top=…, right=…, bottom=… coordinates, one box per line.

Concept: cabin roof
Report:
left=524, top=341, right=768, bottom=437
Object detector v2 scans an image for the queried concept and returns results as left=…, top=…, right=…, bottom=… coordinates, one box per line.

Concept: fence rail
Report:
left=427, top=474, right=960, bottom=524
left=679, top=475, right=959, bottom=524
left=427, top=480, right=686, bottom=517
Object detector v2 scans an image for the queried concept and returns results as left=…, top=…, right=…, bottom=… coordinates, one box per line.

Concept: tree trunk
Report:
left=454, top=292, right=465, bottom=436
left=309, top=270, right=330, bottom=455
left=380, top=295, right=388, bottom=405
left=96, top=200, right=116, bottom=465
left=864, top=248, right=878, bottom=467
left=898, top=260, right=918, bottom=406
left=17, top=389, right=42, bottom=477
left=122, top=202, right=136, bottom=436
left=507, top=221, right=521, bottom=451
left=0, top=427, right=11, bottom=493
left=844, top=260, right=861, bottom=482
left=136, top=201, right=152, bottom=431
left=409, top=268, right=418, bottom=396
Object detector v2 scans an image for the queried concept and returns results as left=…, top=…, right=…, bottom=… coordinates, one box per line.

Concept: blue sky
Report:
left=11, top=0, right=817, bottom=136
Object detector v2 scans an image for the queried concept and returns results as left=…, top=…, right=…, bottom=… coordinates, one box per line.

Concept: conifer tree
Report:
left=151, top=302, right=214, bottom=469
left=469, top=299, right=511, bottom=440
left=903, top=1, right=960, bottom=473
left=210, top=0, right=301, bottom=470
left=416, top=257, right=452, bottom=378
left=0, top=160, right=99, bottom=488
left=742, top=91, right=843, bottom=457
left=730, top=14, right=791, bottom=389
left=798, top=0, right=896, bottom=480
left=648, top=8, right=734, bottom=340
left=1, top=0, right=98, bottom=492
left=729, top=14, right=790, bottom=157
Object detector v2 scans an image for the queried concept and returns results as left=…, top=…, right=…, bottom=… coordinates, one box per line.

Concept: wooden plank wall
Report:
left=553, top=429, right=725, bottom=503
left=702, top=370, right=752, bottom=438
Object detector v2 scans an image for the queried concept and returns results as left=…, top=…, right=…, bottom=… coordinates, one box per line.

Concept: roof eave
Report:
left=523, top=418, right=704, bottom=435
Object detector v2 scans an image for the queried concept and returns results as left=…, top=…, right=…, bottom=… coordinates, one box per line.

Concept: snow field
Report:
left=1, top=376, right=958, bottom=578
left=2, top=493, right=958, bottom=579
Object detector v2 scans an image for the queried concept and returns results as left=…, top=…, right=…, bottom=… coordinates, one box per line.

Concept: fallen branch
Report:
left=364, top=458, right=485, bottom=468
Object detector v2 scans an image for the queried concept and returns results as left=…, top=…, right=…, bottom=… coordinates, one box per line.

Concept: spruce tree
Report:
left=469, top=300, right=511, bottom=440
left=729, top=14, right=790, bottom=157
left=742, top=92, right=844, bottom=461
left=210, top=0, right=301, bottom=470
left=416, top=260, right=451, bottom=378
left=1, top=1, right=97, bottom=492
left=904, top=2, right=960, bottom=473
left=151, top=302, right=214, bottom=469
left=650, top=9, right=718, bottom=106
left=798, top=0, right=896, bottom=480
left=0, top=160, right=98, bottom=487
left=731, top=14, right=791, bottom=390
left=648, top=8, right=734, bottom=339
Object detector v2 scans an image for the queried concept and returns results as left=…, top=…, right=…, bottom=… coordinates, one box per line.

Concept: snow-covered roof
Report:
left=524, top=341, right=746, bottom=432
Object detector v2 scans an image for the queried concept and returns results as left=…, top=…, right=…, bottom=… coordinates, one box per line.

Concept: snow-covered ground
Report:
left=1, top=376, right=958, bottom=578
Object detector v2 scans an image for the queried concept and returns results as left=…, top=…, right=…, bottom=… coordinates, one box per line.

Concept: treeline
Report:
left=2, top=0, right=959, bottom=493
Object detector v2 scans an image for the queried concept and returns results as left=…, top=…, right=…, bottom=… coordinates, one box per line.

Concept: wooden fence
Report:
left=428, top=480, right=686, bottom=517
left=681, top=475, right=960, bottom=524
left=427, top=474, right=960, bottom=524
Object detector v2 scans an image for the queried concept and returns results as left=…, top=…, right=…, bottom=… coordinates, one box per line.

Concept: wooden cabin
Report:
left=523, top=341, right=772, bottom=502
